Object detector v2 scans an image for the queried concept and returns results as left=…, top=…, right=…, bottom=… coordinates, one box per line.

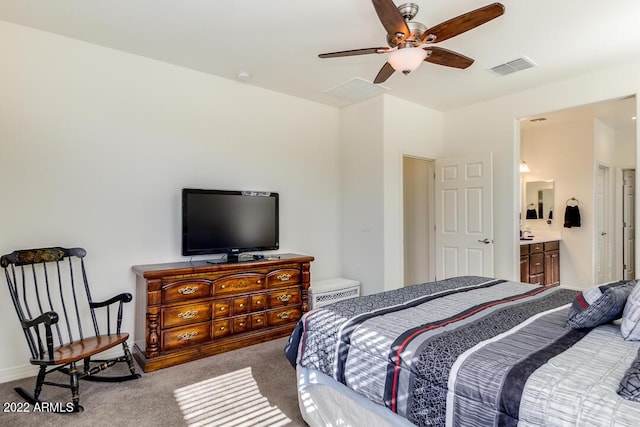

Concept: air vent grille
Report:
left=324, top=77, right=389, bottom=103
left=489, top=56, right=536, bottom=76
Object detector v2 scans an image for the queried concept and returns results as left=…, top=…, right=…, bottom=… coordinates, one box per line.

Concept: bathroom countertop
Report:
left=519, top=236, right=561, bottom=245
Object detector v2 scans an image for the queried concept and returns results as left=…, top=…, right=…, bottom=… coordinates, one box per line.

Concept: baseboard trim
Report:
left=0, top=364, right=39, bottom=384
left=0, top=347, right=129, bottom=384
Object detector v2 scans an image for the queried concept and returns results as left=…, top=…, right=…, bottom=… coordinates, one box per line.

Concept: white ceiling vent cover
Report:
left=489, top=56, right=537, bottom=76
left=324, top=77, right=389, bottom=103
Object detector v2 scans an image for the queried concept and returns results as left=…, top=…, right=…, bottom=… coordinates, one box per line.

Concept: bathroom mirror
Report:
left=524, top=180, right=554, bottom=221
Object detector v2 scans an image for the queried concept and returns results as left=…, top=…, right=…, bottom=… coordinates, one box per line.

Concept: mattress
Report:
left=285, top=276, right=640, bottom=426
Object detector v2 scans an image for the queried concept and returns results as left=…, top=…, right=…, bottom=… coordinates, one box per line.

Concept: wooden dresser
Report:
left=520, top=240, right=560, bottom=286
left=132, top=253, right=313, bottom=372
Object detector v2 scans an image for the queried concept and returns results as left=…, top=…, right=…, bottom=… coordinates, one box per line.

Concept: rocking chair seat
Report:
left=49, top=333, right=130, bottom=365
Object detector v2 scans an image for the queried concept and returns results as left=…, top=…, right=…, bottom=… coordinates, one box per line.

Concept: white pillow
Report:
left=621, top=280, right=640, bottom=340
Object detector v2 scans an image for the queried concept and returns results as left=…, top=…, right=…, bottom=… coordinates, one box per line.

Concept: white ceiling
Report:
left=2, top=0, right=640, bottom=113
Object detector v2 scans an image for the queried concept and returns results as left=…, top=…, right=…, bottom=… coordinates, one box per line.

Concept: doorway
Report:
left=519, top=95, right=637, bottom=286
left=402, top=156, right=435, bottom=286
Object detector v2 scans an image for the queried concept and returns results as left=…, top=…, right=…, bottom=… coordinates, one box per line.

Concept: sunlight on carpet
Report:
left=174, top=366, right=292, bottom=427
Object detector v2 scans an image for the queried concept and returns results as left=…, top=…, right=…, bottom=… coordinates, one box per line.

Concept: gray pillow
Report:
left=566, top=280, right=636, bottom=329
left=618, top=349, right=640, bottom=401
left=621, top=281, right=640, bottom=340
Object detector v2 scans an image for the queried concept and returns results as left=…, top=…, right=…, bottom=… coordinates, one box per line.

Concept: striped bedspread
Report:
left=285, top=276, right=640, bottom=426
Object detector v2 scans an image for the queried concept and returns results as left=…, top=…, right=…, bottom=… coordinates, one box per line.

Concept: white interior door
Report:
left=596, top=164, right=612, bottom=283
left=435, top=153, right=493, bottom=279
left=623, top=169, right=636, bottom=280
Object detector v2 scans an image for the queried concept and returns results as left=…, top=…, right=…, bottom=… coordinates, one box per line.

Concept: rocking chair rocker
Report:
left=1, top=247, right=141, bottom=412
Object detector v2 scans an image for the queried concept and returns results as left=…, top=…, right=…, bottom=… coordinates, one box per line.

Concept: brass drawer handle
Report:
left=239, top=303, right=244, bottom=308
left=177, top=286, right=198, bottom=295
left=277, top=273, right=292, bottom=281
left=177, top=331, right=198, bottom=341
left=276, top=294, right=291, bottom=302
left=177, top=310, right=199, bottom=320
left=219, top=306, right=226, bottom=311
left=238, top=322, right=245, bottom=327
left=256, top=319, right=262, bottom=323
left=256, top=300, right=261, bottom=305
left=277, top=311, right=291, bottom=319
left=219, top=326, right=225, bottom=331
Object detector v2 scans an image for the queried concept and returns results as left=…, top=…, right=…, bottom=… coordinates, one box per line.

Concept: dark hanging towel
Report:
left=564, top=202, right=581, bottom=228
left=525, top=204, right=538, bottom=219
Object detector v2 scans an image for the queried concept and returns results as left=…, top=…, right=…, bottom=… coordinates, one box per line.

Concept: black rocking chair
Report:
left=1, top=247, right=141, bottom=412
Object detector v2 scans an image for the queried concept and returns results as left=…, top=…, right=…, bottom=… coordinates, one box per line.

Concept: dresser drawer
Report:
left=161, top=302, right=212, bottom=329
left=266, top=269, right=300, bottom=288
left=544, top=241, right=559, bottom=251
left=213, top=319, right=231, bottom=338
left=214, top=273, right=264, bottom=295
left=250, top=294, right=266, bottom=311
left=213, top=300, right=230, bottom=318
left=267, top=287, right=301, bottom=308
left=161, top=321, right=211, bottom=352
left=529, top=253, right=544, bottom=274
left=233, top=297, right=249, bottom=315
left=162, top=280, right=211, bottom=303
left=266, top=307, right=301, bottom=327
left=251, top=313, right=266, bottom=329
left=233, top=316, right=250, bottom=334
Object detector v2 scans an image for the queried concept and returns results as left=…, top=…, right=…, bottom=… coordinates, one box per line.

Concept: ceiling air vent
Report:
left=324, top=77, right=389, bottom=103
left=489, top=56, right=536, bottom=76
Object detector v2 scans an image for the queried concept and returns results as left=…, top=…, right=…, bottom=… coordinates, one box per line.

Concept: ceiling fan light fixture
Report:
left=387, top=47, right=428, bottom=74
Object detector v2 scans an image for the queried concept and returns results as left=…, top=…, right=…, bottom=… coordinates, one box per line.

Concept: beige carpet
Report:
left=0, top=337, right=306, bottom=427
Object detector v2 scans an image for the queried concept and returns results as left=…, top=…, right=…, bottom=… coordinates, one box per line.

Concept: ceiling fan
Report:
left=319, top=0, right=505, bottom=84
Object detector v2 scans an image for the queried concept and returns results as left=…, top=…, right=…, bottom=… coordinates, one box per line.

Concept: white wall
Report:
left=521, top=119, right=595, bottom=287
left=340, top=97, right=386, bottom=295
left=340, top=95, right=444, bottom=295
left=0, top=21, right=342, bottom=379
left=382, top=96, right=444, bottom=290
left=444, top=61, right=640, bottom=285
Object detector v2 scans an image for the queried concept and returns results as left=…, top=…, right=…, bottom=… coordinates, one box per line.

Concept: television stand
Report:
left=131, top=253, right=313, bottom=372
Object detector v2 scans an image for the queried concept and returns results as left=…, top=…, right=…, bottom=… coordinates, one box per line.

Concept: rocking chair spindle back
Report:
left=1, top=247, right=140, bottom=412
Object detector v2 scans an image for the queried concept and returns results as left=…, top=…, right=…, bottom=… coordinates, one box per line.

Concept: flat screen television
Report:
left=182, top=189, right=279, bottom=261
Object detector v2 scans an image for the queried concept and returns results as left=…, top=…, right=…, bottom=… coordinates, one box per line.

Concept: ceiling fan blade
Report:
left=319, top=47, right=389, bottom=58
left=424, top=46, right=474, bottom=69
left=421, top=2, right=504, bottom=44
left=373, top=62, right=395, bottom=84
left=372, top=0, right=410, bottom=45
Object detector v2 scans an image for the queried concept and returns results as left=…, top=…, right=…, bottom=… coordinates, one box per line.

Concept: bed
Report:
left=285, top=276, right=640, bottom=426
